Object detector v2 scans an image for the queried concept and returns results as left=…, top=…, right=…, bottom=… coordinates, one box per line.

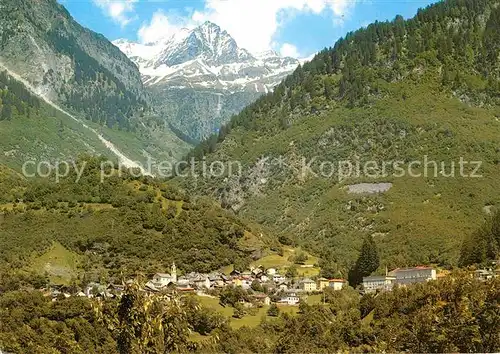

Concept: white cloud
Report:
left=280, top=43, right=300, bottom=58
left=138, top=10, right=193, bottom=44
left=135, top=0, right=354, bottom=52
left=93, top=0, right=137, bottom=27
left=190, top=0, right=353, bottom=53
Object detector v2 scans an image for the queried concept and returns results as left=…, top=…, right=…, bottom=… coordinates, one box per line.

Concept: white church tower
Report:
left=171, top=262, right=177, bottom=283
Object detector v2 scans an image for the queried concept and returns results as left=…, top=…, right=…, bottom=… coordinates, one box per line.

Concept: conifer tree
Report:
left=348, top=235, right=380, bottom=286
left=267, top=303, right=280, bottom=317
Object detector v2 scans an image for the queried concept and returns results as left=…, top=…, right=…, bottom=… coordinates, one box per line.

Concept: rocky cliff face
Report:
left=0, top=0, right=146, bottom=129
left=114, top=21, right=300, bottom=140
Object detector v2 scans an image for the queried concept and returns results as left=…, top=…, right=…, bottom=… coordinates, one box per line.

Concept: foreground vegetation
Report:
left=0, top=274, right=497, bottom=353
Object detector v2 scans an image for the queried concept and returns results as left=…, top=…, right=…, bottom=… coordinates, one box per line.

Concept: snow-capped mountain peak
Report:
left=113, top=21, right=299, bottom=93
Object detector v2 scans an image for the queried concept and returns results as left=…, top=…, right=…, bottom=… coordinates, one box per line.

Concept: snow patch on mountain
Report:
left=113, top=21, right=300, bottom=93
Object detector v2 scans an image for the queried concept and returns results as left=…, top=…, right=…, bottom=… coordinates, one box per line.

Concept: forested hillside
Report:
left=0, top=157, right=265, bottom=284
left=180, top=0, right=500, bottom=274
left=192, top=0, right=500, bottom=156
left=0, top=0, right=146, bottom=130
left=0, top=69, right=191, bottom=169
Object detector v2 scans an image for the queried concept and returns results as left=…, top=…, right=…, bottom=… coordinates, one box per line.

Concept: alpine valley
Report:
left=0, top=0, right=500, bottom=352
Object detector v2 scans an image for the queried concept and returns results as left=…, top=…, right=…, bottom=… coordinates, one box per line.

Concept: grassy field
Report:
left=193, top=293, right=322, bottom=330
left=251, top=247, right=321, bottom=277
left=195, top=295, right=234, bottom=317
left=29, top=242, right=82, bottom=285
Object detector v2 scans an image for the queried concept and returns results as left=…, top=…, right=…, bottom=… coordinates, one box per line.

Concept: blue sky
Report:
left=61, top=0, right=438, bottom=58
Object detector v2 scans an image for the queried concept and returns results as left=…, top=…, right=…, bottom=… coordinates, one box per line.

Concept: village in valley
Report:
left=47, top=257, right=499, bottom=319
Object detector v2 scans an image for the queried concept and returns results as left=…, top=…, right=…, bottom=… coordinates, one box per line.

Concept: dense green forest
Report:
left=460, top=209, right=500, bottom=266
left=0, top=0, right=499, bottom=351
left=178, top=0, right=500, bottom=274
left=0, top=274, right=497, bottom=353
left=45, top=25, right=146, bottom=130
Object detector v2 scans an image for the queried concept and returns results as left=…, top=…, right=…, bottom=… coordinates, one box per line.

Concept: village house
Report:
left=279, top=292, right=300, bottom=306
left=241, top=270, right=253, bottom=278
left=317, top=278, right=329, bottom=291
left=389, top=266, right=436, bottom=285
left=238, top=299, right=254, bottom=308
left=151, top=263, right=177, bottom=288
left=176, top=276, right=191, bottom=288
left=328, top=279, right=346, bottom=291
left=106, top=284, right=124, bottom=298
left=266, top=268, right=277, bottom=275
left=261, top=281, right=277, bottom=292
left=212, top=279, right=226, bottom=288
left=152, top=273, right=175, bottom=288
left=362, top=275, right=396, bottom=293
left=251, top=266, right=264, bottom=277
left=84, top=282, right=107, bottom=297
left=363, top=266, right=438, bottom=293
left=176, top=287, right=195, bottom=293
left=299, top=278, right=317, bottom=292
left=231, top=277, right=243, bottom=287
left=145, top=281, right=161, bottom=292
left=273, top=274, right=287, bottom=284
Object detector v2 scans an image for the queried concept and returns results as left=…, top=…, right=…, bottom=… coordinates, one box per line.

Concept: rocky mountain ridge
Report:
left=113, top=21, right=302, bottom=141
left=114, top=21, right=300, bottom=94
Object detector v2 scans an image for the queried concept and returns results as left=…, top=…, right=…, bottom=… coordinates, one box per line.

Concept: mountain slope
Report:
left=114, top=21, right=300, bottom=141
left=0, top=67, right=190, bottom=171
left=0, top=0, right=191, bottom=166
left=0, top=0, right=144, bottom=129
left=0, top=156, right=267, bottom=281
left=179, top=0, right=500, bottom=274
